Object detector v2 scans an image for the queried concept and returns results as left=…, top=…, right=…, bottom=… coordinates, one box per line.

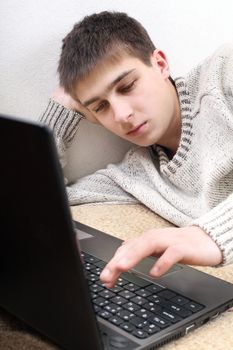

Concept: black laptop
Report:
left=0, top=113, right=233, bottom=350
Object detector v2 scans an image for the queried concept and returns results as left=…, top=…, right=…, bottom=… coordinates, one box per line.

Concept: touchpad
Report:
left=75, top=228, right=94, bottom=240
left=132, top=255, right=183, bottom=277
left=75, top=228, right=182, bottom=276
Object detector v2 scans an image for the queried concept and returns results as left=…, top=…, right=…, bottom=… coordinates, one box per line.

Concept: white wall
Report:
left=1, top=0, right=233, bottom=179
left=1, top=0, right=233, bottom=119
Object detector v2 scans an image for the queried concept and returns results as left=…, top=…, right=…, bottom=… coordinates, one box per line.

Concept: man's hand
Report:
left=100, top=226, right=223, bottom=288
left=51, top=86, right=98, bottom=123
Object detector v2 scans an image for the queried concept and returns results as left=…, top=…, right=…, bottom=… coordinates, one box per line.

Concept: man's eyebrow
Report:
left=83, top=69, right=135, bottom=107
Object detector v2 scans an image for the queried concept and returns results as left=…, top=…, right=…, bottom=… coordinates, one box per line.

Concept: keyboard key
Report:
left=147, top=295, right=165, bottom=305
left=98, top=310, right=112, bottom=320
left=96, top=281, right=106, bottom=288
left=89, top=284, right=104, bottom=293
left=85, top=262, right=94, bottom=271
left=130, top=316, right=148, bottom=328
left=86, top=273, right=99, bottom=282
left=123, top=302, right=140, bottom=313
left=143, top=302, right=162, bottom=313
left=157, top=290, right=177, bottom=300
left=171, top=296, right=189, bottom=306
left=135, top=308, right=154, bottom=319
left=149, top=315, right=171, bottom=329
left=83, top=253, right=100, bottom=264
left=116, top=278, right=128, bottom=287
left=90, top=266, right=101, bottom=276
left=132, top=329, right=148, bottom=339
left=143, top=324, right=160, bottom=335
left=120, top=322, right=136, bottom=333
left=93, top=297, right=109, bottom=307
left=145, top=284, right=164, bottom=293
left=157, top=309, right=182, bottom=323
left=91, top=293, right=98, bottom=300
left=185, top=302, right=204, bottom=313
left=118, top=290, right=136, bottom=299
left=124, top=283, right=140, bottom=292
left=135, top=289, right=152, bottom=298
left=99, top=289, right=116, bottom=299
left=109, top=316, right=124, bottom=326
left=117, top=309, right=134, bottom=321
left=93, top=304, right=101, bottom=313
left=165, top=302, right=192, bottom=318
left=95, top=260, right=107, bottom=268
left=111, top=296, right=128, bottom=306
left=109, top=285, right=123, bottom=293
left=131, top=296, right=147, bottom=306
left=104, top=304, right=122, bottom=314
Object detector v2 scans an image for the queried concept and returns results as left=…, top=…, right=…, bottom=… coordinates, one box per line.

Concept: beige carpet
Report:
left=0, top=203, right=232, bottom=349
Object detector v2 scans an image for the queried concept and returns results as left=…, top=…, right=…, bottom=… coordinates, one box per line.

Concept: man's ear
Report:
left=151, top=49, right=170, bottom=79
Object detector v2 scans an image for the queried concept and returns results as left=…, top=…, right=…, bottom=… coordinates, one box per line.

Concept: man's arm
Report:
left=100, top=190, right=233, bottom=287
left=39, top=87, right=138, bottom=206
left=39, top=86, right=87, bottom=171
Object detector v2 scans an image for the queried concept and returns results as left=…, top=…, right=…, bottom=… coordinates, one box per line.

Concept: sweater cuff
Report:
left=39, top=99, right=84, bottom=146
left=191, top=196, right=233, bottom=266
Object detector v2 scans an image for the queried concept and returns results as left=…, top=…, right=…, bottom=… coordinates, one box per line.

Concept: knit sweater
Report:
left=39, top=44, right=233, bottom=266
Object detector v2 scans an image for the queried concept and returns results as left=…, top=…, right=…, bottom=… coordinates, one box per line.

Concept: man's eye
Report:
left=94, top=101, right=107, bottom=113
left=120, top=80, right=136, bottom=93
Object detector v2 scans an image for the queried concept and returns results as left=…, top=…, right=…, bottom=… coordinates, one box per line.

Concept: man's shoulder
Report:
left=212, top=42, right=233, bottom=58
left=183, top=43, right=233, bottom=97
left=207, top=43, right=233, bottom=75
left=184, top=43, right=232, bottom=77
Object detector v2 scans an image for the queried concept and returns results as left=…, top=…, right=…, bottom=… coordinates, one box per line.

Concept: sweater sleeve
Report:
left=38, top=99, right=138, bottom=206
left=39, top=99, right=84, bottom=170
left=191, top=193, right=233, bottom=266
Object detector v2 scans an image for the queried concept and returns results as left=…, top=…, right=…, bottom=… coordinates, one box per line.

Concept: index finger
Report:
left=100, top=233, right=157, bottom=287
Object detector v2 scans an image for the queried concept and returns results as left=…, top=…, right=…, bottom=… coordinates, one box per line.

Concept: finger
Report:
left=149, top=245, right=184, bottom=277
left=100, top=267, right=121, bottom=288
left=100, top=244, right=129, bottom=286
left=100, top=251, right=136, bottom=287
left=100, top=234, right=157, bottom=286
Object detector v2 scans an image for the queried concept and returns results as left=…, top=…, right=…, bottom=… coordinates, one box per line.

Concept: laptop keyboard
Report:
left=81, top=252, right=204, bottom=339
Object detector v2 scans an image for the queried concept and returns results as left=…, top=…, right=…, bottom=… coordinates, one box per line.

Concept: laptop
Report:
left=0, top=113, right=233, bottom=350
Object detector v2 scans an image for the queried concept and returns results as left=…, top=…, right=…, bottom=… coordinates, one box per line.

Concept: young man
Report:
left=39, top=11, right=233, bottom=288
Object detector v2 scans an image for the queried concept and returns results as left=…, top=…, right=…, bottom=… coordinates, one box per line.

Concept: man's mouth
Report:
left=127, top=121, right=147, bottom=136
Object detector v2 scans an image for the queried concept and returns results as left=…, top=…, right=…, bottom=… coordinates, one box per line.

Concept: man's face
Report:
left=75, top=50, right=180, bottom=150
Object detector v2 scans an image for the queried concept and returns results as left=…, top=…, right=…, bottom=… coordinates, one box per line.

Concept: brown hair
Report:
left=58, top=11, right=157, bottom=94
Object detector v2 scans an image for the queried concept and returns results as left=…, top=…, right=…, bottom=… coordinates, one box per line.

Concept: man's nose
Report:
left=111, top=99, right=133, bottom=123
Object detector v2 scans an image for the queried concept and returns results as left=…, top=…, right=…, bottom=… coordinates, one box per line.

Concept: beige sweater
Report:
left=39, top=44, right=233, bottom=266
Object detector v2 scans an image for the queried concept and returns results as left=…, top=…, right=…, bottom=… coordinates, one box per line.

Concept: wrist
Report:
left=51, top=86, right=78, bottom=111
